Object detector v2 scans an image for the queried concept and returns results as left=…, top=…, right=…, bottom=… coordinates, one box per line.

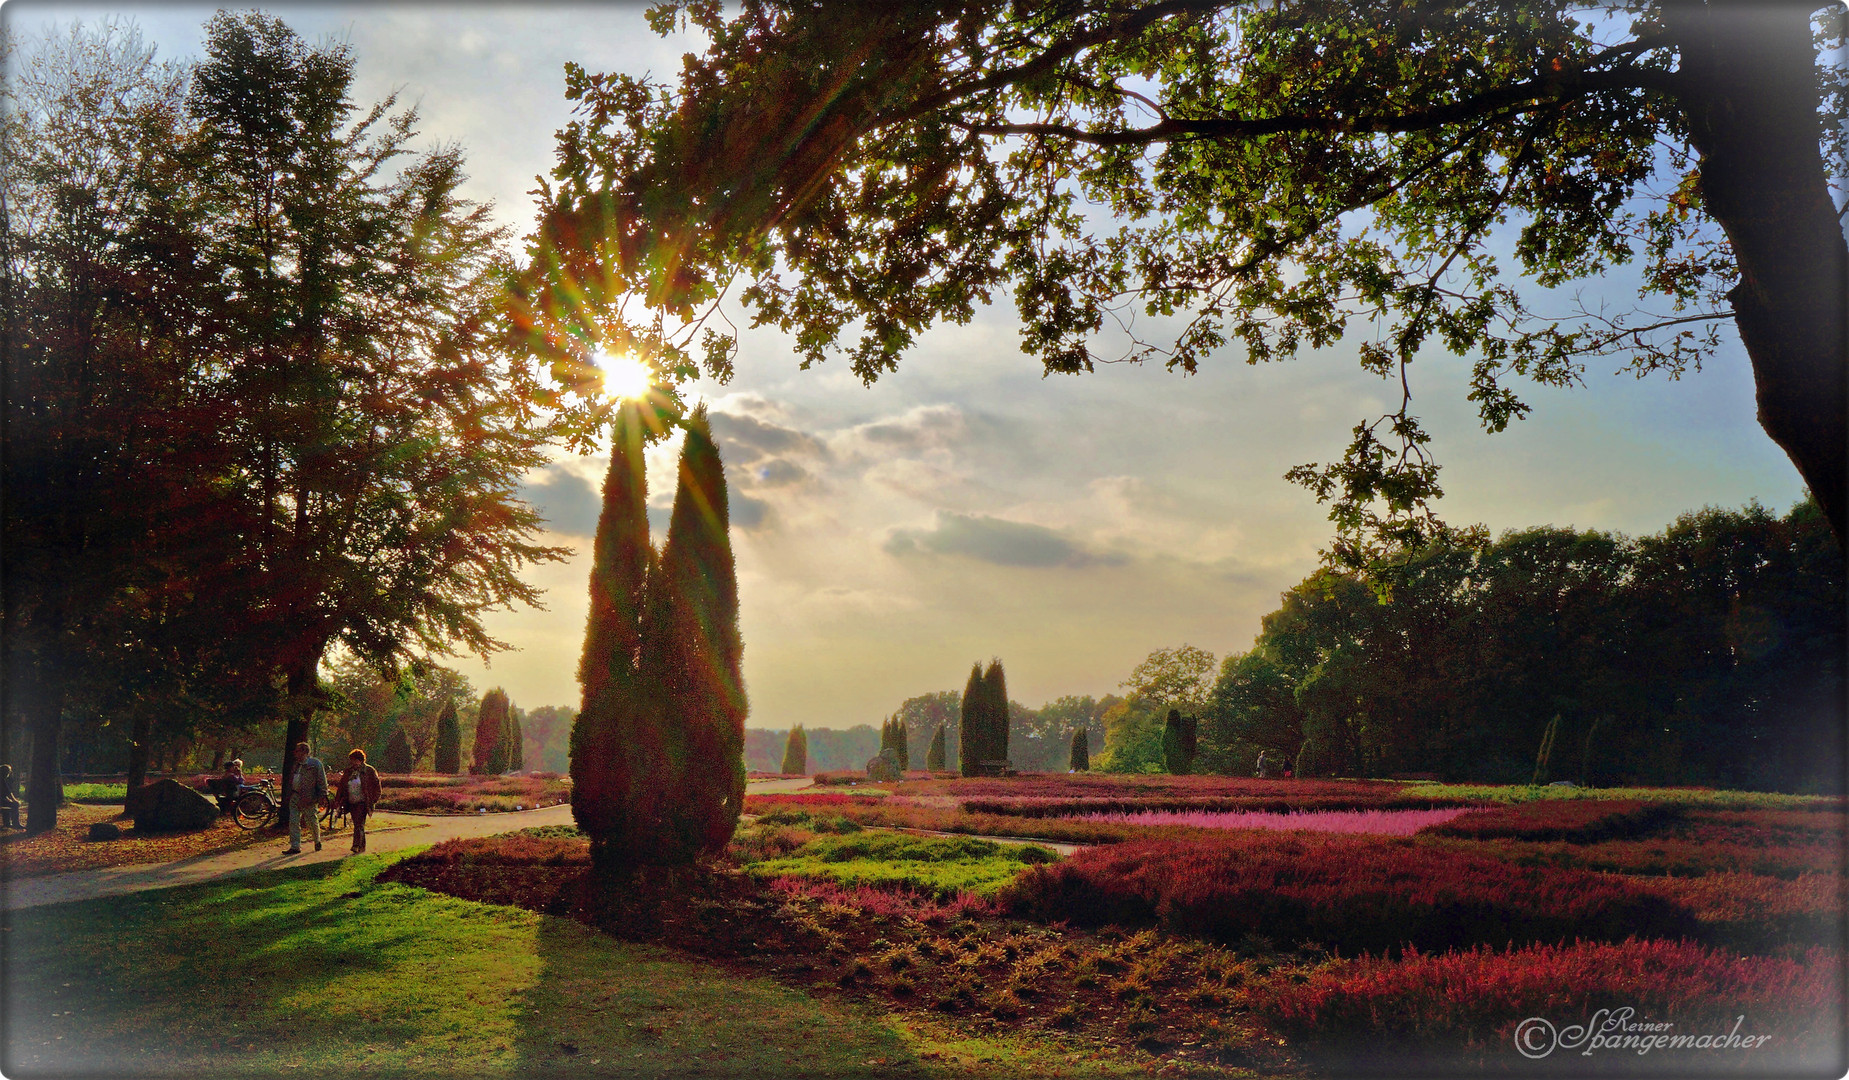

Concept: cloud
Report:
left=708, top=410, right=829, bottom=465
left=519, top=466, right=601, bottom=537
left=884, top=512, right=1125, bottom=569
left=732, top=494, right=770, bottom=530
left=751, top=459, right=809, bottom=487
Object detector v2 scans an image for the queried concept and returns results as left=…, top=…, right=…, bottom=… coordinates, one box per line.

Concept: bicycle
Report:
left=228, top=779, right=278, bottom=831
left=319, top=792, right=348, bottom=834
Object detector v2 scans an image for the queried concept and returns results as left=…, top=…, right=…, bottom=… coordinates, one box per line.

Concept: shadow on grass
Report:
left=509, top=881, right=931, bottom=1079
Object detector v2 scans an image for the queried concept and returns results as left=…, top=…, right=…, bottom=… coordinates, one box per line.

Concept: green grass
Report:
left=2, top=847, right=1125, bottom=1079
left=1401, top=782, right=1841, bottom=808
left=746, top=833, right=1059, bottom=899
left=61, top=782, right=128, bottom=803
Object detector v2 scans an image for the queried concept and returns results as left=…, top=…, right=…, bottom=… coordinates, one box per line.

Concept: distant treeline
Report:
left=1205, top=500, right=1843, bottom=793
left=744, top=694, right=1114, bottom=775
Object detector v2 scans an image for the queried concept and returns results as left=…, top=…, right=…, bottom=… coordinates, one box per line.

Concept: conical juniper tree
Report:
left=384, top=725, right=414, bottom=772
left=574, top=402, right=746, bottom=866
left=473, top=689, right=509, bottom=774
left=1070, top=729, right=1089, bottom=772
left=507, top=707, right=525, bottom=773
left=894, top=716, right=910, bottom=772
left=926, top=723, right=947, bottom=772
left=982, top=660, right=1010, bottom=770
left=653, top=404, right=747, bottom=859
left=434, top=697, right=461, bottom=774
left=958, top=663, right=986, bottom=777
left=572, top=401, right=652, bottom=866
left=1162, top=710, right=1201, bottom=774
left=781, top=724, right=807, bottom=775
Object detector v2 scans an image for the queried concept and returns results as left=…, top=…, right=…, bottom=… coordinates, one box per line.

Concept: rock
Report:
left=1548, top=780, right=1578, bottom=788
left=126, top=778, right=218, bottom=833
left=976, top=760, right=1017, bottom=778
left=87, top=822, right=122, bottom=841
left=865, top=750, right=903, bottom=782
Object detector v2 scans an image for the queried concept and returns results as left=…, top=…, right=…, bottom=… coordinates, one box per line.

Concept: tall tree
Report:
left=473, top=689, right=510, bottom=774
left=572, top=401, right=653, bottom=866
left=507, top=706, right=525, bottom=773
left=185, top=12, right=564, bottom=816
left=1, top=21, right=222, bottom=831
left=1069, top=729, right=1090, bottom=772
left=781, top=724, right=807, bottom=776
left=535, top=1, right=1848, bottom=560
left=982, top=660, right=1010, bottom=770
left=652, top=404, right=747, bottom=858
left=926, top=722, right=947, bottom=772
left=383, top=724, right=414, bottom=773
left=433, top=697, right=462, bottom=774
left=958, top=662, right=987, bottom=777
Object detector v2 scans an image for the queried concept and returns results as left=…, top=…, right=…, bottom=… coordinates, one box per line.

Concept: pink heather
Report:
left=1073, top=806, right=1474, bottom=835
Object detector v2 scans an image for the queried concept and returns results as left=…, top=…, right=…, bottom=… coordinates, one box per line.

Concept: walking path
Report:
left=1, top=776, right=1085, bottom=910
left=4, top=776, right=821, bottom=911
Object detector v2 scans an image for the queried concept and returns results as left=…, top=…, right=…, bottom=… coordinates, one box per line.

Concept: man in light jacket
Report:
left=285, top=742, right=328, bottom=854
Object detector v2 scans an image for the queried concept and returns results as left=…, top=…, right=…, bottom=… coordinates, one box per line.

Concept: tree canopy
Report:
left=533, top=0, right=1847, bottom=562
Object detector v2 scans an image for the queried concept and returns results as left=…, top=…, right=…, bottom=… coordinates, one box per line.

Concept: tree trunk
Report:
left=125, top=708, right=153, bottom=792
left=274, top=652, right=322, bottom=824
left=1668, top=0, right=1848, bottom=546
left=25, top=667, right=64, bottom=835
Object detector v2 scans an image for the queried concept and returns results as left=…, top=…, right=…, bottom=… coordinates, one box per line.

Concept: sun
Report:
left=592, top=348, right=653, bottom=400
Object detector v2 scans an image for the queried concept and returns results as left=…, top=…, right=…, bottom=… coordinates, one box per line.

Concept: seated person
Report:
left=213, top=760, right=250, bottom=808
left=0, top=764, right=21, bottom=829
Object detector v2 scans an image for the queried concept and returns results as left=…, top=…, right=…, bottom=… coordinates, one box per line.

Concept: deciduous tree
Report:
left=535, top=0, right=1848, bottom=559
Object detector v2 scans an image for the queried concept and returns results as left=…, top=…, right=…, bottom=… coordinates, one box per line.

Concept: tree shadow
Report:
left=510, top=896, right=929, bottom=1078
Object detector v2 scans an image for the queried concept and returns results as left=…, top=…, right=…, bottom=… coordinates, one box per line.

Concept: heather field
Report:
left=378, top=774, right=1847, bottom=1076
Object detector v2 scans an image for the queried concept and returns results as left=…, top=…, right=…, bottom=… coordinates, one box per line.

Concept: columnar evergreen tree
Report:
left=958, top=663, right=986, bottom=777
left=654, top=405, right=747, bottom=858
left=1163, top=709, right=1199, bottom=774
left=1070, top=729, right=1090, bottom=772
left=434, top=697, right=461, bottom=774
left=879, top=715, right=910, bottom=772
left=573, top=402, right=747, bottom=866
left=982, top=660, right=1010, bottom=770
left=383, top=725, right=414, bottom=773
left=507, top=707, right=525, bottom=773
left=781, top=724, right=807, bottom=775
left=926, top=723, right=947, bottom=772
left=572, top=401, right=652, bottom=865
left=474, top=689, right=509, bottom=775
left=958, top=659, right=1010, bottom=773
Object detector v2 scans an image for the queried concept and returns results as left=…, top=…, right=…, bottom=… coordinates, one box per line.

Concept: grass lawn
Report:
left=2, top=849, right=1148, bottom=1079
left=746, top=833, right=1059, bottom=899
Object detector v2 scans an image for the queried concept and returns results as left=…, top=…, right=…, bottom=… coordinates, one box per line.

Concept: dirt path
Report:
left=5, top=777, right=822, bottom=911
left=2, top=776, right=1094, bottom=910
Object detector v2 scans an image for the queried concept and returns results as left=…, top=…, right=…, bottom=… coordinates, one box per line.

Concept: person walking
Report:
left=333, top=749, right=382, bottom=854
left=285, top=742, right=328, bottom=854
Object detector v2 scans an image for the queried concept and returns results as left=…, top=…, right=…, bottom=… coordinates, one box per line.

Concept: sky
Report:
left=5, top=2, right=1815, bottom=730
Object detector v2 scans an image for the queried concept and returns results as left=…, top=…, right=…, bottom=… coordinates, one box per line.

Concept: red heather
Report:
left=1000, top=832, right=1698, bottom=954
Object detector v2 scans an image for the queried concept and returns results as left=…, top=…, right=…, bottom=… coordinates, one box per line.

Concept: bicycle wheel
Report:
left=319, top=804, right=342, bottom=832
left=234, top=792, right=273, bottom=830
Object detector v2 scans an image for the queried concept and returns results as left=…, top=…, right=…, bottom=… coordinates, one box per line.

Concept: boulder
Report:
left=127, top=779, right=218, bottom=833
left=87, top=822, right=122, bottom=841
left=864, top=749, right=903, bottom=782
left=976, top=760, right=1017, bottom=778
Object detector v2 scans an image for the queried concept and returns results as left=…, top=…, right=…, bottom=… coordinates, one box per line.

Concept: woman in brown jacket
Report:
left=334, top=749, right=383, bottom=853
